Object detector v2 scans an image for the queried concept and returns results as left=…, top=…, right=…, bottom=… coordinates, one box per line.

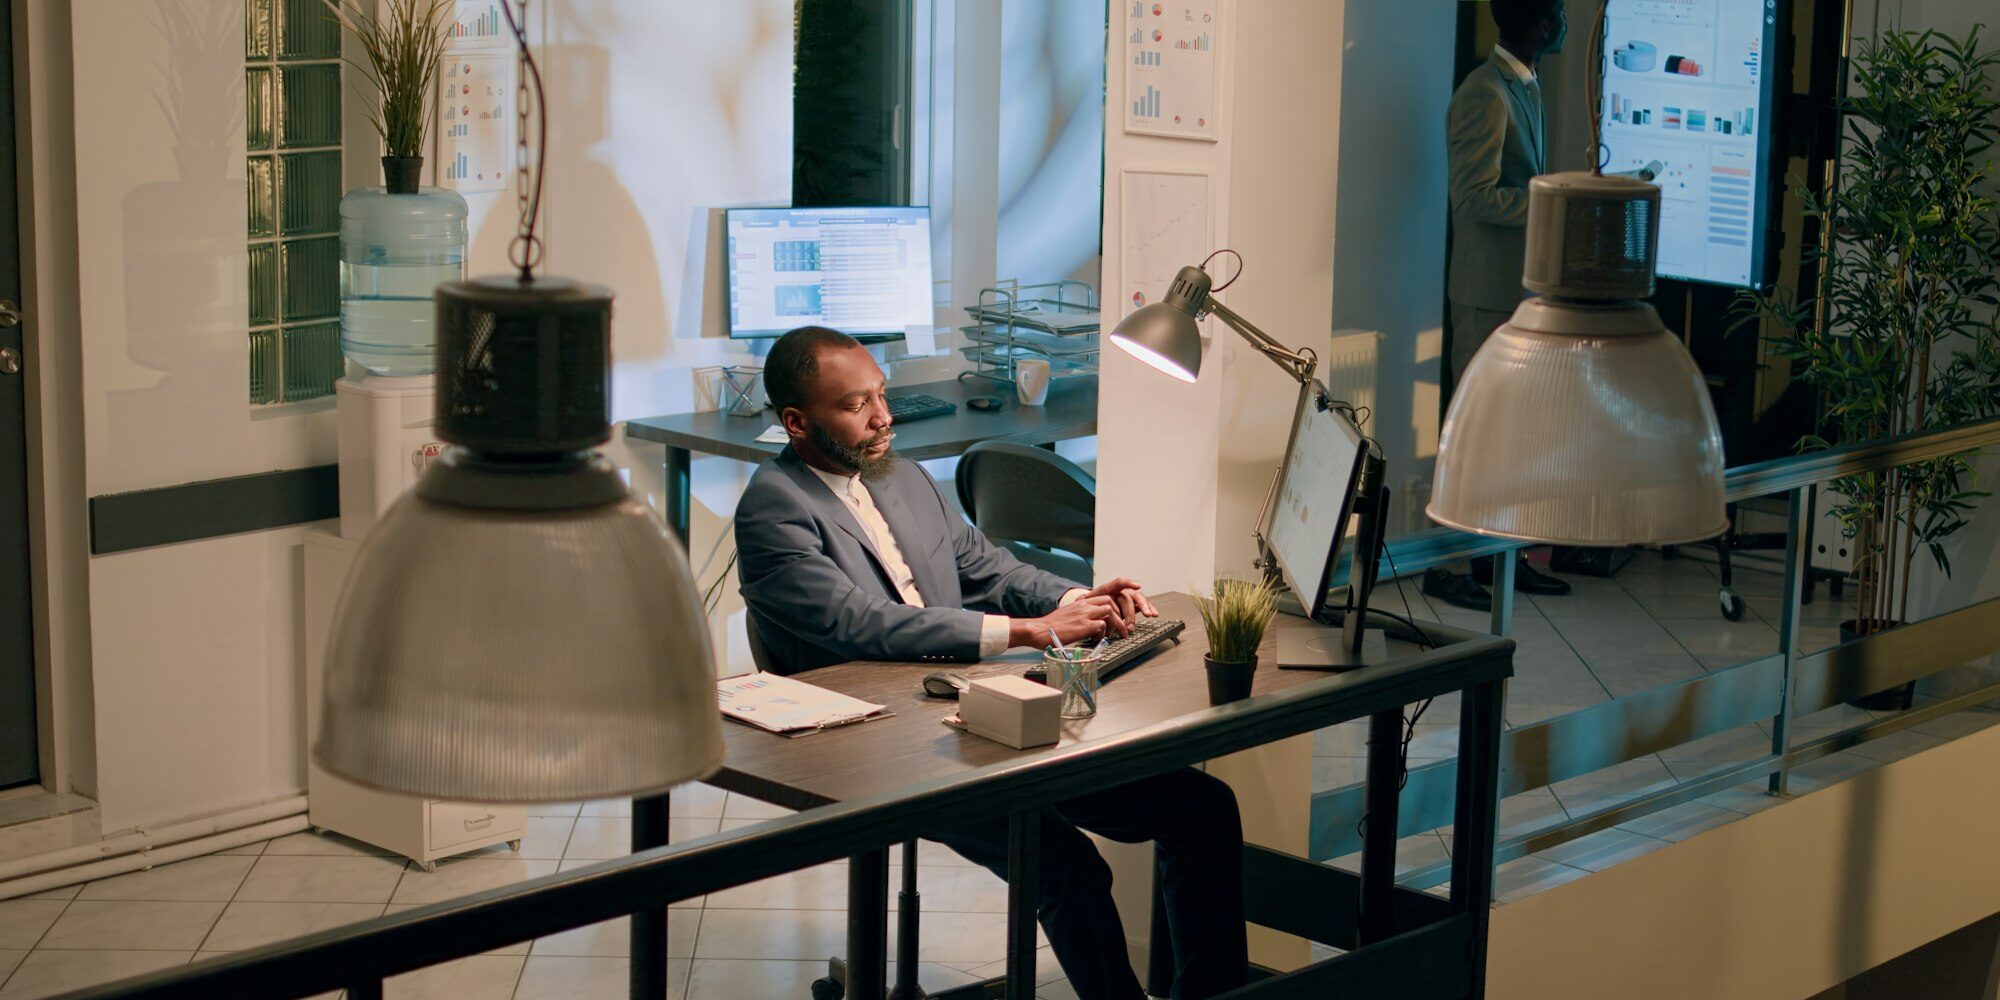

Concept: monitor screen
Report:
left=1265, top=380, right=1369, bottom=621
left=725, top=206, right=935, bottom=339
left=1597, top=0, right=1782, bottom=288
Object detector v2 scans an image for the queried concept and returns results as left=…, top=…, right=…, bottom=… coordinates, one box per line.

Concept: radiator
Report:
left=1322, top=329, right=1381, bottom=422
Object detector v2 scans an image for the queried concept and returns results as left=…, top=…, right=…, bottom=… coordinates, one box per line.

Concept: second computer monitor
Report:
left=1264, top=378, right=1369, bottom=622
left=725, top=206, right=934, bottom=339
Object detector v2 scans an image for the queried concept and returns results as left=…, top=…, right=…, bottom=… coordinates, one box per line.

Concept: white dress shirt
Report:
left=808, top=464, right=1083, bottom=658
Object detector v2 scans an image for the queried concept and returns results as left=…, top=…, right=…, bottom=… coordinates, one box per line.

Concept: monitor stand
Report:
left=1275, top=452, right=1390, bottom=671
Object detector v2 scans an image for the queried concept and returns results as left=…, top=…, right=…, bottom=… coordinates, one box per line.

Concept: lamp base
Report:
left=1277, top=626, right=1388, bottom=670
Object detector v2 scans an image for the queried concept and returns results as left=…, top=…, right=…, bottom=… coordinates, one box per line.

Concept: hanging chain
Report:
left=503, top=0, right=543, bottom=279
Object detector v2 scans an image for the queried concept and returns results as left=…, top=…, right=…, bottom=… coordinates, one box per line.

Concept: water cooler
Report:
left=334, top=373, right=442, bottom=541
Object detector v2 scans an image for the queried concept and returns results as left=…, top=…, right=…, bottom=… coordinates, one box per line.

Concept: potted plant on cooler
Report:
left=1193, top=578, right=1279, bottom=705
left=325, top=0, right=455, bottom=192
left=1741, top=28, right=2000, bottom=709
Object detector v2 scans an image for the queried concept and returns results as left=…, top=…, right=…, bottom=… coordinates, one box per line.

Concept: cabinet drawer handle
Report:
left=464, top=813, right=495, bottom=831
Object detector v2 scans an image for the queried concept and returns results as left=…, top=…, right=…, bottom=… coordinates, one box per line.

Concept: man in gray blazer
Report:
left=1429, top=0, right=1574, bottom=611
left=733, top=326, right=1247, bottom=999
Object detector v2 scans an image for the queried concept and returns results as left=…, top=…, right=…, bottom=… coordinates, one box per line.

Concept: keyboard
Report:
left=885, top=393, right=957, bottom=423
left=1093, top=618, right=1187, bottom=683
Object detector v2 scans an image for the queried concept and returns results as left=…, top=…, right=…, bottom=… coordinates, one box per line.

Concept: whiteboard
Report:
left=1118, top=169, right=1210, bottom=323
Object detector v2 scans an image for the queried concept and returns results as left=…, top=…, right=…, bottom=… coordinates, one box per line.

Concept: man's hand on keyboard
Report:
left=1011, top=595, right=1130, bottom=648
left=1081, top=578, right=1159, bottom=625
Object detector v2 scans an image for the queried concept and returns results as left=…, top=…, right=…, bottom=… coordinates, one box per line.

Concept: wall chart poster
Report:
left=1123, top=0, right=1218, bottom=140
left=445, top=0, right=511, bottom=51
left=1119, top=169, right=1210, bottom=326
left=436, top=54, right=511, bottom=194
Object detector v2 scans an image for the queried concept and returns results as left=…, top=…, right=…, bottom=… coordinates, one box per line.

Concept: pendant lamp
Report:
left=312, top=5, right=723, bottom=803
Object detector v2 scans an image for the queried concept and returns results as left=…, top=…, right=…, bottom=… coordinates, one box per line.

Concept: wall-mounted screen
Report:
left=725, top=206, right=934, bottom=339
left=1597, top=0, right=1781, bottom=288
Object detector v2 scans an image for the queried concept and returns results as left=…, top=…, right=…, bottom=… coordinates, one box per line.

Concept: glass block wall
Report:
left=245, top=0, right=344, bottom=404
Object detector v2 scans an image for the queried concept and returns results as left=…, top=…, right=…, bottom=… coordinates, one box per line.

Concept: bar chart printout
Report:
left=1123, top=0, right=1218, bottom=140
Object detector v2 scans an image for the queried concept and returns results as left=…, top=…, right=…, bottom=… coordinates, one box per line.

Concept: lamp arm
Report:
left=1203, top=299, right=1317, bottom=385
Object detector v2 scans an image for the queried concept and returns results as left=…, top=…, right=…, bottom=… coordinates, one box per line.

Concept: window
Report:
left=245, top=0, right=344, bottom=404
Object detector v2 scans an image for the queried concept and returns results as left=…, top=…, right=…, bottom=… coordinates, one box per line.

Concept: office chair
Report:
left=954, top=441, right=1096, bottom=582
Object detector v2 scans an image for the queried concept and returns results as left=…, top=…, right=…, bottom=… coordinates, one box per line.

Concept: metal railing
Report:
left=1311, top=413, right=2000, bottom=883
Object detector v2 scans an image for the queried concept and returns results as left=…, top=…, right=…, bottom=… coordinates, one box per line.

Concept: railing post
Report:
left=1005, top=809, right=1041, bottom=1000
left=1768, top=486, right=1811, bottom=797
left=1489, top=553, right=1515, bottom=638
left=631, top=791, right=672, bottom=999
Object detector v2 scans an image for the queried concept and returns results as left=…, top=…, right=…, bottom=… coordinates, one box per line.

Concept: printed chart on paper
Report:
left=1119, top=170, right=1210, bottom=323
left=1123, top=1, right=1218, bottom=140
left=436, top=55, right=510, bottom=194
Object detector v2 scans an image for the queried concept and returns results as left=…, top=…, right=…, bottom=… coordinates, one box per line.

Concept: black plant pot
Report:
left=382, top=155, right=422, bottom=195
left=1840, top=618, right=1915, bottom=711
left=1204, top=654, right=1256, bottom=705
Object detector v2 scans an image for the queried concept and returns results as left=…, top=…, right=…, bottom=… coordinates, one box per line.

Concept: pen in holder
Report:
left=720, top=365, right=766, bottom=417
left=1045, top=647, right=1102, bottom=719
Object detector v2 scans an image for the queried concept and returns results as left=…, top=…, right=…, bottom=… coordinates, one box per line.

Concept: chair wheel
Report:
left=1720, top=589, right=1746, bottom=621
left=811, top=977, right=845, bottom=1000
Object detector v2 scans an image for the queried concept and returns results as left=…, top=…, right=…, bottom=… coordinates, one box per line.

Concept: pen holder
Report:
left=720, top=366, right=766, bottom=417
left=1046, top=649, right=1102, bottom=719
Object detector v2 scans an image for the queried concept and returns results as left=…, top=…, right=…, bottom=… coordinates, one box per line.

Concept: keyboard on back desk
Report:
left=1092, top=618, right=1186, bottom=682
left=885, top=393, right=957, bottom=423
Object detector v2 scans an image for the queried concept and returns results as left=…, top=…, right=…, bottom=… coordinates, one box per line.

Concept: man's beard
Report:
left=809, top=422, right=898, bottom=481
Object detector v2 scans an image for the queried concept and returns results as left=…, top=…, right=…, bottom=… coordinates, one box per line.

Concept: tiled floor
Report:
left=1315, top=549, right=2000, bottom=902
left=2, top=551, right=1994, bottom=998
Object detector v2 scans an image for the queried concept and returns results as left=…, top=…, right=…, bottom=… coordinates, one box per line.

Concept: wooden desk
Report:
left=624, top=374, right=1099, bottom=540
left=706, top=594, right=1510, bottom=1000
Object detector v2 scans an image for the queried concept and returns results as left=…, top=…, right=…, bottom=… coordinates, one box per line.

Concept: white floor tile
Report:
left=36, top=899, right=224, bottom=951
left=887, top=911, right=1030, bottom=967
left=1497, top=791, right=1568, bottom=838
left=1328, top=833, right=1450, bottom=879
left=1695, top=781, right=1789, bottom=816
left=691, top=907, right=846, bottom=961
left=515, top=955, right=689, bottom=1000
left=262, top=831, right=402, bottom=858
left=78, top=855, right=254, bottom=902
left=0, top=948, right=190, bottom=998
left=383, top=953, right=523, bottom=1000
left=1656, top=617, right=1781, bottom=671
left=200, top=901, right=385, bottom=952
left=562, top=817, right=721, bottom=862
left=1493, top=856, right=1591, bottom=904
left=235, top=855, right=408, bottom=904
left=17, top=887, right=77, bottom=903
left=889, top=864, right=1011, bottom=914
left=378, top=902, right=530, bottom=956
left=703, top=862, right=849, bottom=911
left=528, top=803, right=583, bottom=818
left=964, top=944, right=1064, bottom=986
left=527, top=911, right=697, bottom=959
left=1615, top=801, right=1743, bottom=843
left=1531, top=828, right=1671, bottom=873
left=455, top=817, right=573, bottom=862
left=0, top=901, right=66, bottom=950
left=721, top=794, right=795, bottom=821
left=390, top=859, right=559, bottom=906
left=0, top=950, right=21, bottom=981
left=214, top=840, right=267, bottom=857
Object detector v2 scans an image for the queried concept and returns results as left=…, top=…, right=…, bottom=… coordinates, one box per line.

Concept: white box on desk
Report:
left=960, top=675, right=1061, bottom=749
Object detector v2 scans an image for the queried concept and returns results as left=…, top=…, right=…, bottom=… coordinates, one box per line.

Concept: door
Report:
left=0, top=0, right=39, bottom=789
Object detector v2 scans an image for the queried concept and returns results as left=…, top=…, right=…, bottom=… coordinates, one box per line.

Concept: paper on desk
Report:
left=717, top=673, right=887, bottom=735
left=755, top=425, right=789, bottom=444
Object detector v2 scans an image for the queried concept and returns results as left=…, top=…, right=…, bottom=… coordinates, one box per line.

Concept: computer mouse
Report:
left=966, top=395, right=1003, bottom=412
left=922, top=671, right=972, bottom=699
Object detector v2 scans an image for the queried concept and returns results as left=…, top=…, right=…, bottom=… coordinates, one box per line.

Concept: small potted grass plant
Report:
left=324, top=0, right=454, bottom=192
left=1194, top=578, right=1279, bottom=705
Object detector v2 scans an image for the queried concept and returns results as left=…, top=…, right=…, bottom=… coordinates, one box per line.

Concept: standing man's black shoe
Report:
left=1472, top=556, right=1572, bottom=596
left=1422, top=568, right=1492, bottom=612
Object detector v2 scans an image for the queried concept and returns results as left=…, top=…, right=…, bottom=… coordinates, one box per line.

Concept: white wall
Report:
left=52, top=0, right=794, bottom=832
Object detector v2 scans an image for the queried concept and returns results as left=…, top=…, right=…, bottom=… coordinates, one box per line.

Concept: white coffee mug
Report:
left=1015, top=358, right=1052, bottom=406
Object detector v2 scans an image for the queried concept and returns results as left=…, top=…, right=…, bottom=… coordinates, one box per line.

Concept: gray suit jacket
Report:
left=734, top=448, right=1080, bottom=674
left=1447, top=50, right=1546, bottom=310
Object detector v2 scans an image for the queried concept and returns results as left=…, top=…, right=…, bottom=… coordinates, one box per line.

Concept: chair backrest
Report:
left=745, top=611, right=777, bottom=674
left=954, top=441, right=1096, bottom=565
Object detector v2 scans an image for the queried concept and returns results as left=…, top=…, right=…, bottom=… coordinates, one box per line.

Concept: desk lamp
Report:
left=1109, top=263, right=1389, bottom=666
left=314, top=0, right=723, bottom=804
left=1427, top=5, right=1725, bottom=545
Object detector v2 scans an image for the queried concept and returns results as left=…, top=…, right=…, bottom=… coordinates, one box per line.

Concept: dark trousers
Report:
left=927, top=768, right=1247, bottom=1000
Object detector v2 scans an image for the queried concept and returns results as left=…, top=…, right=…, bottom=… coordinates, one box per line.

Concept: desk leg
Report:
left=1004, top=810, right=1041, bottom=1000
left=1450, top=678, right=1505, bottom=998
left=663, top=445, right=693, bottom=546
left=846, top=849, right=891, bottom=999
left=1357, top=708, right=1403, bottom=946
left=630, top=791, right=672, bottom=999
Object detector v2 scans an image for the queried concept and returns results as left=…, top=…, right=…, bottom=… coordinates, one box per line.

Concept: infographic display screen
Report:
left=726, top=207, right=934, bottom=339
left=1598, top=0, right=1781, bottom=288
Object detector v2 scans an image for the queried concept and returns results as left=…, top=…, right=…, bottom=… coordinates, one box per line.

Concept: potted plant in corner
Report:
left=325, top=0, right=466, bottom=378
left=1194, top=578, right=1280, bottom=705
left=1742, top=28, right=2000, bottom=710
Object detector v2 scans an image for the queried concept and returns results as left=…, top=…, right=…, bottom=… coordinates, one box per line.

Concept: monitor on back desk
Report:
left=725, top=206, right=934, bottom=340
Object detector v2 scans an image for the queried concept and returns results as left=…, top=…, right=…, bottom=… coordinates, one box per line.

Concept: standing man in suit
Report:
left=733, top=326, right=1247, bottom=1000
left=1425, top=0, right=1575, bottom=611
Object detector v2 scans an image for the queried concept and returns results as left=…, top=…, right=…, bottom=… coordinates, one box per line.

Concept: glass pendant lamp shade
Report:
left=313, top=276, right=724, bottom=802
left=1427, top=298, right=1727, bottom=546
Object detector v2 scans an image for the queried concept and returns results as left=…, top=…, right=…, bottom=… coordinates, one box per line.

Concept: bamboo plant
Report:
left=1741, top=28, right=2000, bottom=635
left=323, top=0, right=456, bottom=162
left=1193, top=578, right=1280, bottom=664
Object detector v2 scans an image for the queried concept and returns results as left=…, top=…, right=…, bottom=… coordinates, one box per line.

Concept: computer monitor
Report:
left=724, top=206, right=935, bottom=339
left=1262, top=378, right=1369, bottom=623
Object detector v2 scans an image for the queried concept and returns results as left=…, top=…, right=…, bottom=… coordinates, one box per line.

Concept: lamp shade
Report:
left=1427, top=298, right=1727, bottom=546
left=313, top=275, right=724, bottom=802
left=1108, top=265, right=1212, bottom=382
